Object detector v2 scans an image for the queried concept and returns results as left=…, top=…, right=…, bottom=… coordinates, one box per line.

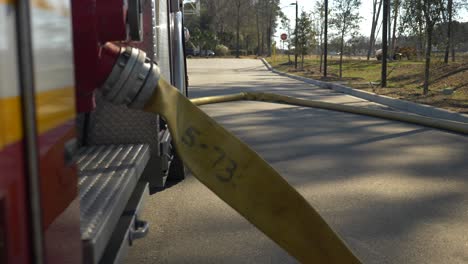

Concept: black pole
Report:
left=294, top=0, right=298, bottom=69
left=388, top=0, right=391, bottom=55
left=324, top=0, right=328, bottom=77
left=382, top=0, right=388, bottom=87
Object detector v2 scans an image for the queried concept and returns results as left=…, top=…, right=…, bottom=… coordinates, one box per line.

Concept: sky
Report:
left=277, top=0, right=468, bottom=45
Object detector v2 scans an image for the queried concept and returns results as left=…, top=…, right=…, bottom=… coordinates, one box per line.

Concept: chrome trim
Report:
left=171, top=11, right=186, bottom=94
left=14, top=0, right=44, bottom=263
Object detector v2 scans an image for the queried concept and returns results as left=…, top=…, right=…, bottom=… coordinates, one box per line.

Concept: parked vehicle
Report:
left=200, top=49, right=215, bottom=57
left=186, top=47, right=199, bottom=57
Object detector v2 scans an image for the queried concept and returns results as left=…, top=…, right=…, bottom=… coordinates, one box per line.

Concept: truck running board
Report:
left=77, top=144, right=150, bottom=264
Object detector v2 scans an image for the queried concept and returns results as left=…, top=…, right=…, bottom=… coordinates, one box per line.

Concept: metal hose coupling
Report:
left=100, top=44, right=160, bottom=109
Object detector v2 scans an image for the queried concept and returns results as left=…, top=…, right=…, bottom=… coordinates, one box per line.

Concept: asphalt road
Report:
left=126, top=59, right=468, bottom=264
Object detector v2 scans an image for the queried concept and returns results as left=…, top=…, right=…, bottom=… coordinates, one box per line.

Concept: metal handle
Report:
left=130, top=219, right=149, bottom=242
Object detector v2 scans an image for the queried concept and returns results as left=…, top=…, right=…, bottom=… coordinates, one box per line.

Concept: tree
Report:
left=441, top=0, right=466, bottom=62
left=347, top=35, right=369, bottom=55
left=420, top=0, right=445, bottom=94
left=382, top=0, right=389, bottom=87
left=292, top=11, right=314, bottom=69
left=331, top=0, right=362, bottom=78
left=184, top=0, right=293, bottom=57
left=231, top=0, right=249, bottom=58
left=400, top=0, right=426, bottom=59
left=314, top=1, right=325, bottom=72
left=444, top=0, right=453, bottom=63
left=254, top=0, right=263, bottom=56
left=185, top=5, right=217, bottom=52
left=324, top=0, right=329, bottom=77
left=391, top=0, right=401, bottom=55
left=252, top=0, right=281, bottom=56
left=367, top=0, right=383, bottom=60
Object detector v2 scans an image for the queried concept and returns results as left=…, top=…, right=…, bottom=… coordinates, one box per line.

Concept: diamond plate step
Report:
left=77, top=144, right=150, bottom=264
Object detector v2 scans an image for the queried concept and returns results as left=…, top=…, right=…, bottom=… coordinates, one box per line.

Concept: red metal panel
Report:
left=71, top=0, right=99, bottom=113
left=72, top=0, right=130, bottom=113
left=0, top=197, right=6, bottom=263
left=96, top=0, right=127, bottom=43
left=38, top=121, right=78, bottom=229
left=44, top=198, right=82, bottom=264
left=0, top=143, right=30, bottom=264
left=36, top=117, right=82, bottom=264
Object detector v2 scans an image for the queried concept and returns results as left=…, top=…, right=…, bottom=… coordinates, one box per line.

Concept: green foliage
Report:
left=292, top=11, right=315, bottom=56
left=183, top=0, right=282, bottom=56
left=433, top=21, right=468, bottom=51
left=215, top=44, right=230, bottom=56
left=330, top=0, right=362, bottom=38
left=330, top=0, right=362, bottom=77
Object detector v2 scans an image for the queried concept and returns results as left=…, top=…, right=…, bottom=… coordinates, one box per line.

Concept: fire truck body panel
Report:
left=1, top=2, right=32, bottom=263
left=30, top=2, right=81, bottom=263
left=1, top=0, right=189, bottom=263
left=2, top=1, right=82, bottom=263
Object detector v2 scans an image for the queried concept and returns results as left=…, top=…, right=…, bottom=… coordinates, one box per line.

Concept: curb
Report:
left=260, top=58, right=468, bottom=123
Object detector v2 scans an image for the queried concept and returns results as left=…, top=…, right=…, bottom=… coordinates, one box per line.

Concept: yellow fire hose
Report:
left=142, top=79, right=466, bottom=263
left=144, top=79, right=361, bottom=263
left=191, top=93, right=468, bottom=135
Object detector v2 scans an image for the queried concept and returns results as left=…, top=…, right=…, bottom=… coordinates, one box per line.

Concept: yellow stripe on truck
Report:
left=0, top=96, right=23, bottom=149
left=0, top=87, right=75, bottom=148
left=35, top=87, right=75, bottom=135
left=143, top=79, right=362, bottom=263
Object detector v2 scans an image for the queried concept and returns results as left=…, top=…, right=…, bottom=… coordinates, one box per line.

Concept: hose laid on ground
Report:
left=191, top=92, right=468, bottom=135
left=143, top=79, right=362, bottom=263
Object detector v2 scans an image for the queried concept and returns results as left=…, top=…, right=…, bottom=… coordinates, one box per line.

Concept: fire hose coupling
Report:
left=100, top=43, right=160, bottom=109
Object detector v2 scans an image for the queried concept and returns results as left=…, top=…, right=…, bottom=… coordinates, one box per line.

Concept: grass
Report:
left=266, top=54, right=468, bottom=113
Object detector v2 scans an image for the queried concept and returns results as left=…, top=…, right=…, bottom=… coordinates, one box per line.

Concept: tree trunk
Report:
left=381, top=0, right=389, bottom=87
left=301, top=53, right=304, bottom=70
left=367, top=0, right=382, bottom=60
left=368, top=0, right=377, bottom=60
left=387, top=0, right=391, bottom=57
left=444, top=0, right=452, bottom=64
left=236, top=5, right=241, bottom=58
left=255, top=6, right=261, bottom=56
left=267, top=26, right=272, bottom=57
left=319, top=54, right=323, bottom=72
left=451, top=45, right=455, bottom=62
left=339, top=31, right=344, bottom=78
left=423, top=26, right=433, bottom=95
left=245, top=37, right=249, bottom=55
left=266, top=4, right=274, bottom=57
left=260, top=32, right=264, bottom=55
left=391, top=0, right=399, bottom=56
left=323, top=0, right=328, bottom=77
left=319, top=38, right=323, bottom=72
left=417, top=34, right=424, bottom=61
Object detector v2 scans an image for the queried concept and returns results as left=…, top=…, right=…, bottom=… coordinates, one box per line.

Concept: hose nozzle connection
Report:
left=100, top=43, right=160, bottom=109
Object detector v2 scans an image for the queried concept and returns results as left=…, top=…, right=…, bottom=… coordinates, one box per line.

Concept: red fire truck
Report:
left=0, top=0, right=188, bottom=263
